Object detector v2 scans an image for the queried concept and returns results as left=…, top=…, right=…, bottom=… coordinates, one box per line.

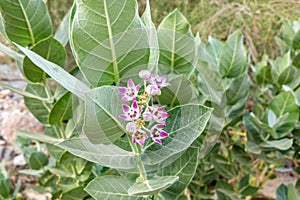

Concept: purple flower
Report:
left=150, top=124, right=169, bottom=145
left=146, top=73, right=170, bottom=89
left=148, top=106, right=169, bottom=124
left=139, top=70, right=151, bottom=79
left=119, top=100, right=141, bottom=121
left=126, top=122, right=137, bottom=133
left=142, top=110, right=152, bottom=122
left=132, top=129, right=148, bottom=146
left=145, top=84, right=161, bottom=96
left=118, top=79, right=141, bottom=102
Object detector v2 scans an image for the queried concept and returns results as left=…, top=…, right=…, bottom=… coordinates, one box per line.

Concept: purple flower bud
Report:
left=132, top=129, right=148, bottom=146
left=126, top=122, right=137, bottom=133
left=146, top=85, right=161, bottom=96
left=139, top=70, right=151, bottom=79
left=150, top=124, right=169, bottom=145
left=143, top=110, right=152, bottom=121
left=146, top=73, right=170, bottom=89
left=118, top=79, right=141, bottom=102
left=119, top=100, right=141, bottom=121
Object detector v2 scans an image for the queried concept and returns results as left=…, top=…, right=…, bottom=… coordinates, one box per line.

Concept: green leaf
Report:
left=54, top=9, right=71, bottom=46
left=61, top=187, right=89, bottom=200
left=267, top=91, right=299, bottom=138
left=271, top=52, right=292, bottom=83
left=159, top=147, right=199, bottom=199
left=277, top=184, right=288, bottom=200
left=142, top=104, right=212, bottom=165
left=49, top=92, right=72, bottom=125
left=249, top=113, right=276, bottom=139
left=23, top=36, right=67, bottom=82
left=17, top=130, right=62, bottom=144
left=70, top=0, right=150, bottom=86
left=57, top=138, right=138, bottom=170
left=0, top=42, right=24, bottom=62
left=198, top=36, right=223, bottom=69
left=158, top=9, right=195, bottom=75
left=216, top=180, right=240, bottom=200
left=255, top=66, right=272, bottom=85
left=24, top=83, right=52, bottom=124
left=17, top=45, right=90, bottom=100
left=231, top=145, right=251, bottom=165
left=128, top=176, right=179, bottom=196
left=84, top=86, right=126, bottom=144
left=0, top=0, right=52, bottom=46
left=0, top=179, right=13, bottom=198
left=29, top=152, right=49, bottom=170
left=260, top=138, right=293, bottom=150
left=293, top=30, right=300, bottom=50
left=212, top=154, right=236, bottom=179
left=141, top=0, right=159, bottom=72
left=219, top=30, right=246, bottom=78
left=158, top=75, right=197, bottom=107
left=281, top=20, right=294, bottom=48
left=277, top=66, right=296, bottom=86
left=85, top=176, right=144, bottom=200
left=293, top=53, right=300, bottom=68
left=226, top=74, right=250, bottom=105
left=239, top=175, right=259, bottom=196
left=288, top=184, right=300, bottom=200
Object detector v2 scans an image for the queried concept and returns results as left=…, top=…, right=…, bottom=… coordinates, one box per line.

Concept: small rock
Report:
left=13, top=154, right=27, bottom=166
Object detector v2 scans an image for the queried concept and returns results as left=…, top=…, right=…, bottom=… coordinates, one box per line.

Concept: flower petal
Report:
left=159, top=131, right=169, bottom=138
left=120, top=96, right=130, bottom=102
left=122, top=104, right=130, bottom=112
left=154, top=139, right=162, bottom=145
left=127, top=79, right=134, bottom=88
left=118, top=87, right=127, bottom=94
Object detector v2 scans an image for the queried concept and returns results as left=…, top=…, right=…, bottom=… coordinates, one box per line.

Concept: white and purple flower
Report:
left=119, top=70, right=170, bottom=146
left=132, top=129, right=148, bottom=146
left=150, top=124, right=169, bottom=145
left=119, top=100, right=141, bottom=121
left=146, top=73, right=170, bottom=89
left=118, top=79, right=141, bottom=102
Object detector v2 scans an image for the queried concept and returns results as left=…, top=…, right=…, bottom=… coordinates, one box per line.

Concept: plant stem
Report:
left=137, top=144, right=147, bottom=181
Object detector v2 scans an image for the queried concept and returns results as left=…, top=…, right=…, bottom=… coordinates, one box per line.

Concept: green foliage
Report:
left=0, top=0, right=300, bottom=199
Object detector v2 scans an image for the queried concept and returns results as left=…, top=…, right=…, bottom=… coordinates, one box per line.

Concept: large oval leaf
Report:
left=57, top=138, right=137, bottom=169
left=84, top=87, right=126, bottom=144
left=219, top=30, right=247, bottom=78
left=70, top=0, right=150, bottom=87
left=85, top=176, right=144, bottom=200
left=23, top=36, right=67, bottom=82
left=158, top=9, right=196, bottom=75
left=0, top=0, right=52, bottom=46
left=142, top=104, right=212, bottom=165
left=267, top=91, right=299, bottom=138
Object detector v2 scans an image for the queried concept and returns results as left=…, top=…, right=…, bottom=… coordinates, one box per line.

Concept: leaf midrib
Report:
left=18, top=0, right=35, bottom=45
left=103, top=0, right=119, bottom=84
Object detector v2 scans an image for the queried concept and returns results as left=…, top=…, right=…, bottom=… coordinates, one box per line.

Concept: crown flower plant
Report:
left=119, top=70, right=170, bottom=146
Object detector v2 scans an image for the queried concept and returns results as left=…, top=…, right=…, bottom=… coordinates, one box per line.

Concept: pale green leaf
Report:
left=29, top=152, right=49, bottom=170
left=158, top=74, right=198, bottom=107
left=0, top=0, right=52, bottom=46
left=276, top=184, right=288, bottom=200
left=84, top=86, right=126, bottom=144
left=70, top=0, right=150, bottom=86
left=260, top=139, right=293, bottom=150
left=226, top=74, right=250, bottom=105
left=219, top=30, right=246, bottom=78
left=0, top=43, right=24, bottom=62
left=24, top=83, right=52, bottom=124
left=54, top=9, right=71, bottom=46
left=158, top=9, right=196, bottom=75
left=57, top=138, right=138, bottom=170
left=17, top=130, right=62, bottom=144
left=142, top=104, right=212, bottom=165
left=267, top=91, right=299, bottom=138
left=17, top=45, right=90, bottom=100
left=160, top=147, right=199, bottom=200
left=128, top=176, right=179, bottom=196
left=85, top=176, right=144, bottom=200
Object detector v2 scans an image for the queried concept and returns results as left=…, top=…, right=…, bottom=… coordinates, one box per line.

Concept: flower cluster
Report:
left=118, top=70, right=170, bottom=146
